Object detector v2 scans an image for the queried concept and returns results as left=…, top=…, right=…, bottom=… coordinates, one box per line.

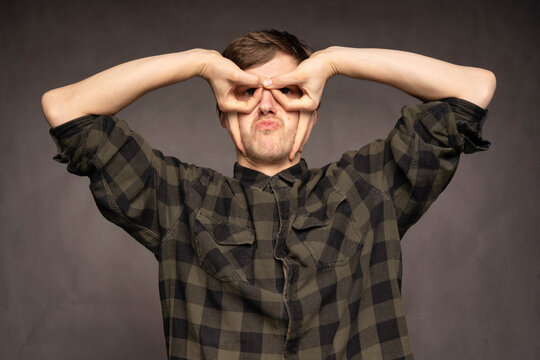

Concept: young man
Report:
left=43, top=30, right=495, bottom=359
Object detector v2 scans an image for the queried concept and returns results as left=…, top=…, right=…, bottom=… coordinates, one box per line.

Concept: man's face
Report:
left=234, top=52, right=303, bottom=164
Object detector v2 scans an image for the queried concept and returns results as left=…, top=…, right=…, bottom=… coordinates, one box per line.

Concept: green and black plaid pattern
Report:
left=50, top=98, right=488, bottom=359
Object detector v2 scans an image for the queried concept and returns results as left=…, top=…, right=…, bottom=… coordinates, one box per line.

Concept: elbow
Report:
left=41, top=86, right=78, bottom=128
left=478, top=69, right=497, bottom=109
left=468, top=69, right=497, bottom=110
left=41, top=88, right=65, bottom=128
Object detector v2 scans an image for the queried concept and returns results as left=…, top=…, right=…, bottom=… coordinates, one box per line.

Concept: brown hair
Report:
left=222, top=29, right=313, bottom=69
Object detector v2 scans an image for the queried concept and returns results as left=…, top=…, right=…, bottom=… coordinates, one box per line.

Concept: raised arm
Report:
left=266, top=46, right=496, bottom=111
left=267, top=47, right=495, bottom=235
left=41, top=49, right=263, bottom=128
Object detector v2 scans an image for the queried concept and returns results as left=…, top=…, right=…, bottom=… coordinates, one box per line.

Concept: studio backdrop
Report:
left=1, top=0, right=538, bottom=359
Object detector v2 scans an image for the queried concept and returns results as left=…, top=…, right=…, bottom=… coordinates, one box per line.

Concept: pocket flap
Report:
left=195, top=212, right=254, bottom=246
left=293, top=190, right=346, bottom=230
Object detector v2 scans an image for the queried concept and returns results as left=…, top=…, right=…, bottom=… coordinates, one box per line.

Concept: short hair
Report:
left=222, top=29, right=313, bottom=70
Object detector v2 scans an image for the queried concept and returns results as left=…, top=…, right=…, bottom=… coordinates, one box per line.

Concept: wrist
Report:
left=318, top=47, right=380, bottom=80
left=311, top=46, right=344, bottom=77
left=195, top=49, right=222, bottom=79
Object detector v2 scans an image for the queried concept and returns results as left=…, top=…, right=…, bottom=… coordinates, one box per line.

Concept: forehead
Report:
left=244, top=52, right=298, bottom=78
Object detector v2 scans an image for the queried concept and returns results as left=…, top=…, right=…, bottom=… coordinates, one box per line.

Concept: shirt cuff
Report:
left=441, top=97, right=490, bottom=153
left=49, top=114, right=98, bottom=141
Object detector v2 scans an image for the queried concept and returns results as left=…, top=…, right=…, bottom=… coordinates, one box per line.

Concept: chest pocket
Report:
left=292, top=190, right=363, bottom=268
left=192, top=211, right=255, bottom=282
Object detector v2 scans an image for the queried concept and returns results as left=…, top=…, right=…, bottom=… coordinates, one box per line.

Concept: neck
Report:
left=237, top=151, right=301, bottom=176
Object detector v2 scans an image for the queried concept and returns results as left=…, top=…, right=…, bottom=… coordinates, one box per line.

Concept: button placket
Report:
left=270, top=177, right=302, bottom=356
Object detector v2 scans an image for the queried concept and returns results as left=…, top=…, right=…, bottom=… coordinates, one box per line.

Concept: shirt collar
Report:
left=233, top=159, right=309, bottom=189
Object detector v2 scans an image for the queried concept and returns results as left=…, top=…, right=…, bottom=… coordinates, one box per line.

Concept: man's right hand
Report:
left=198, top=51, right=263, bottom=114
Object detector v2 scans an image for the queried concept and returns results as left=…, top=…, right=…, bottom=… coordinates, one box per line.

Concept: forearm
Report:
left=42, top=49, right=212, bottom=127
left=318, top=46, right=496, bottom=109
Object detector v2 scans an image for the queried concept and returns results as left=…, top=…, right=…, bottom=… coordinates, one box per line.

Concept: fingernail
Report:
left=263, top=79, right=272, bottom=87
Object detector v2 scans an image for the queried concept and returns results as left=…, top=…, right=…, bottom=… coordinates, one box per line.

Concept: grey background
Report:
left=1, top=0, right=538, bottom=359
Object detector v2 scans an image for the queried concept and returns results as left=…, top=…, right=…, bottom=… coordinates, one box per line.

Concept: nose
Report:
left=258, top=89, right=278, bottom=114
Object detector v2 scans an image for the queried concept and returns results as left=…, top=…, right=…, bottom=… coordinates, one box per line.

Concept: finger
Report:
left=289, top=111, right=311, bottom=161
left=244, top=87, right=263, bottom=112
left=220, top=88, right=262, bottom=113
left=223, top=112, right=246, bottom=156
left=299, top=111, right=317, bottom=152
left=270, top=89, right=317, bottom=112
left=218, top=98, right=246, bottom=113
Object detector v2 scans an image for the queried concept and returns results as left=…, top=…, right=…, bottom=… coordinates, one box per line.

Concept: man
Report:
left=43, top=30, right=496, bottom=359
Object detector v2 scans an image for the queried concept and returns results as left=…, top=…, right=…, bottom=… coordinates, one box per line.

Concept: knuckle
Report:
left=219, top=102, right=233, bottom=112
left=230, top=72, right=242, bottom=83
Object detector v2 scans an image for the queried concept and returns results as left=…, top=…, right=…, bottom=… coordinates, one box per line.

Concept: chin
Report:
left=243, top=136, right=295, bottom=165
left=245, top=146, right=290, bottom=164
left=247, top=152, right=289, bottom=164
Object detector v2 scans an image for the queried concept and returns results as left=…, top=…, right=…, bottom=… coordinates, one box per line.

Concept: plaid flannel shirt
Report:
left=50, top=97, right=489, bottom=359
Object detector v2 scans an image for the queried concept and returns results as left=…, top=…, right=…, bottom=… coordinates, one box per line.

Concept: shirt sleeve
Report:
left=340, top=97, right=490, bottom=238
left=49, top=114, right=202, bottom=255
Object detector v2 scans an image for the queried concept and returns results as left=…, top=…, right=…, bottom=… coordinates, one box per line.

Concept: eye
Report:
left=277, top=86, right=302, bottom=99
left=245, top=88, right=257, bottom=96
left=279, top=87, right=291, bottom=95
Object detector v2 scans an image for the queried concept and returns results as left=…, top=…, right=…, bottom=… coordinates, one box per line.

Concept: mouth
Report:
left=253, top=118, right=282, bottom=130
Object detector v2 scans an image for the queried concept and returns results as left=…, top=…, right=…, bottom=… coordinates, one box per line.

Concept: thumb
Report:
left=263, top=71, right=302, bottom=89
left=234, top=70, right=262, bottom=87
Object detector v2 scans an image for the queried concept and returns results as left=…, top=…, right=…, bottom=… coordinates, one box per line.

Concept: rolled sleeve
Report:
left=405, top=97, right=490, bottom=154
left=50, top=115, right=172, bottom=254
left=342, top=97, right=491, bottom=237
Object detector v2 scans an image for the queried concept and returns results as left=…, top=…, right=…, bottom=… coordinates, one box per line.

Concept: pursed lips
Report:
left=253, top=118, right=282, bottom=130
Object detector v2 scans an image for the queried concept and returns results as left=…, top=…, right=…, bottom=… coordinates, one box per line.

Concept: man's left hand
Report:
left=262, top=50, right=336, bottom=112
